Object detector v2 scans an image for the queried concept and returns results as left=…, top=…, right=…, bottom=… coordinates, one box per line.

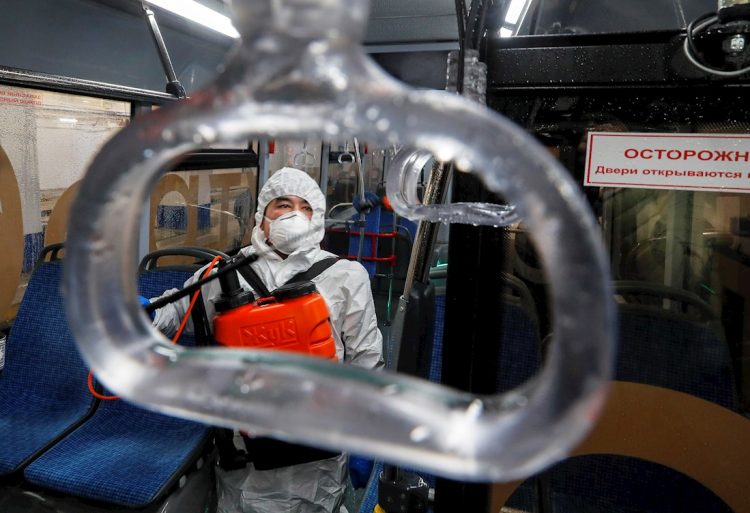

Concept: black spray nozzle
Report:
left=145, top=253, right=258, bottom=314
left=214, top=257, right=256, bottom=313
left=217, top=258, right=244, bottom=297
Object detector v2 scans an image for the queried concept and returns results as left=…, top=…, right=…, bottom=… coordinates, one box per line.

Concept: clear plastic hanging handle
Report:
left=64, top=0, right=615, bottom=482
left=338, top=141, right=356, bottom=165
left=293, top=141, right=316, bottom=168
left=387, top=147, right=521, bottom=226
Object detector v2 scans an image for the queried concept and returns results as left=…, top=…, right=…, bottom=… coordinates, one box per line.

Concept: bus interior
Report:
left=0, top=0, right=749, bottom=512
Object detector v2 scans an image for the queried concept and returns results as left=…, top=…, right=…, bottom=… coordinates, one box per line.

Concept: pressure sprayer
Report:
left=212, top=260, right=337, bottom=359
left=143, top=254, right=337, bottom=359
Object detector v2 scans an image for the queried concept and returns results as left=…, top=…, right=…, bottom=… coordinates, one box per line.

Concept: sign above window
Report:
left=584, top=132, right=750, bottom=193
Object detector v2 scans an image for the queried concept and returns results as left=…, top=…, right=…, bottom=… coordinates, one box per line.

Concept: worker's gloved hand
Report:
left=139, top=296, right=155, bottom=321
left=353, top=192, right=380, bottom=214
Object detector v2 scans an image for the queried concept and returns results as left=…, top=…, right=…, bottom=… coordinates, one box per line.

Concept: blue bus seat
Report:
left=358, top=461, right=385, bottom=513
left=428, top=269, right=542, bottom=389
left=138, top=268, right=196, bottom=299
left=23, top=398, right=211, bottom=508
left=541, top=454, right=732, bottom=513
left=427, top=295, right=446, bottom=384
left=494, top=296, right=542, bottom=393
left=137, top=246, right=229, bottom=347
left=325, top=197, right=415, bottom=281
left=441, top=275, right=542, bottom=512
left=506, top=282, right=737, bottom=513
left=360, top=269, right=542, bottom=513
left=20, top=249, right=215, bottom=508
left=611, top=280, right=736, bottom=408
left=0, top=260, right=96, bottom=475
left=138, top=268, right=198, bottom=346
left=136, top=247, right=218, bottom=302
left=616, top=305, right=737, bottom=410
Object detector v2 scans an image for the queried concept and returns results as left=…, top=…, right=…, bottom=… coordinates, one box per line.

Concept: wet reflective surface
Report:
left=64, top=0, right=615, bottom=482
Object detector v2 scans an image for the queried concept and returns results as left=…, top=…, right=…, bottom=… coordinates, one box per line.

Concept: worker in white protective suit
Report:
left=151, top=167, right=384, bottom=513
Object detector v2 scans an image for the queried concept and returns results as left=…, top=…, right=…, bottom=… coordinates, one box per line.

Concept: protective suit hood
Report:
left=251, top=167, right=326, bottom=256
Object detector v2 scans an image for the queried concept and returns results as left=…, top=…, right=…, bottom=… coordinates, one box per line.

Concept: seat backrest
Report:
left=428, top=270, right=542, bottom=390
left=428, top=295, right=447, bottom=384
left=360, top=267, right=542, bottom=513
left=357, top=461, right=385, bottom=513
left=505, top=283, right=738, bottom=513
left=0, top=260, right=96, bottom=474
left=1, top=260, right=93, bottom=412
left=617, top=306, right=737, bottom=409
left=507, top=456, right=734, bottom=513
left=138, top=268, right=199, bottom=347
left=17, top=257, right=211, bottom=506
left=137, top=247, right=229, bottom=347
left=138, top=268, right=196, bottom=300
left=495, top=297, right=542, bottom=393
left=0, top=260, right=90, bottom=396
left=612, top=280, right=736, bottom=409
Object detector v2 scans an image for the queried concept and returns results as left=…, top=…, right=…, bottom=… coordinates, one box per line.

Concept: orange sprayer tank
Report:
left=212, top=281, right=337, bottom=360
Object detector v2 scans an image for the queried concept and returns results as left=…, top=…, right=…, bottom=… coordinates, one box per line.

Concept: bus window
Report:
left=476, top=88, right=750, bottom=512
left=151, top=167, right=257, bottom=260
left=268, top=140, right=322, bottom=184
left=324, top=140, right=385, bottom=210
left=0, top=85, right=129, bottom=323
left=490, top=92, right=750, bottom=410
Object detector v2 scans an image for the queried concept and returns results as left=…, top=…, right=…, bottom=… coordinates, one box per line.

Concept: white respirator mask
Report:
left=266, top=211, right=313, bottom=254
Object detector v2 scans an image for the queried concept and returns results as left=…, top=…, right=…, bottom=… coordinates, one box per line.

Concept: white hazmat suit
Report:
left=152, top=167, right=384, bottom=513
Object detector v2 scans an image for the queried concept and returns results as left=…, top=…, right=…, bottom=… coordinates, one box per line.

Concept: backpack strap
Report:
left=236, top=256, right=340, bottom=297
left=190, top=293, right=213, bottom=346
left=236, top=262, right=272, bottom=298
left=285, top=257, right=341, bottom=285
